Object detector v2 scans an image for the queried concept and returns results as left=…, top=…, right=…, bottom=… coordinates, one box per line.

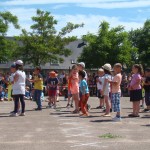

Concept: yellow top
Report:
left=34, top=74, right=43, bottom=90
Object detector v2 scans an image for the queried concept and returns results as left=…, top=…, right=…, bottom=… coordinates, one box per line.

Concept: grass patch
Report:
left=99, top=133, right=122, bottom=139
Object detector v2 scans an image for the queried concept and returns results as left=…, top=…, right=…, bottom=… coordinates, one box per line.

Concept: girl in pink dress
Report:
left=69, top=65, right=79, bottom=113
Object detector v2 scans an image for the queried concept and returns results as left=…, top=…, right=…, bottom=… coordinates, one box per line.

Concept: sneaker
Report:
left=143, top=109, right=150, bottom=112
left=35, top=108, right=42, bottom=111
left=112, top=117, right=122, bottom=122
left=19, top=113, right=25, bottom=116
left=10, top=113, right=18, bottom=117
left=87, top=104, right=91, bottom=110
left=52, top=105, right=56, bottom=109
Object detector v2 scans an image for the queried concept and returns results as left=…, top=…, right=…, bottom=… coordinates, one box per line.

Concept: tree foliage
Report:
left=0, top=11, right=19, bottom=62
left=14, top=9, right=83, bottom=66
left=129, top=20, right=150, bottom=67
left=78, top=21, right=136, bottom=69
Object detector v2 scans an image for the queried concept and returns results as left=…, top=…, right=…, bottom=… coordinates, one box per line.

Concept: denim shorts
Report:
left=111, top=92, right=121, bottom=112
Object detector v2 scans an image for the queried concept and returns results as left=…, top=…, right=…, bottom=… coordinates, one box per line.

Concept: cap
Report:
left=102, top=63, right=112, bottom=71
left=78, top=62, right=85, bottom=68
left=10, top=64, right=16, bottom=68
left=15, top=60, right=23, bottom=65
left=49, top=71, right=57, bottom=78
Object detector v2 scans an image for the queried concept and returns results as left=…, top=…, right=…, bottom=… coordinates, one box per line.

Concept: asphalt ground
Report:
left=0, top=96, right=150, bottom=150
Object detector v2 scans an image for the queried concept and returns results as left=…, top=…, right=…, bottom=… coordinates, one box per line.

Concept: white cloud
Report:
left=79, top=0, right=150, bottom=9
left=1, top=0, right=150, bottom=9
left=5, top=8, right=144, bottom=37
left=52, top=4, right=69, bottom=9
left=0, top=0, right=128, bottom=5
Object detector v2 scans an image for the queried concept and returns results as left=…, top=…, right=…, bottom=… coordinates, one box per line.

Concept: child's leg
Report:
left=73, top=93, right=79, bottom=111
left=104, top=95, right=110, bottom=114
left=100, top=98, right=104, bottom=107
left=81, top=94, right=89, bottom=115
left=135, top=101, right=140, bottom=115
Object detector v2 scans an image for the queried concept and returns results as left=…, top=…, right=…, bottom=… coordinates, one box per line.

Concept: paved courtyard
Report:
left=0, top=96, right=150, bottom=150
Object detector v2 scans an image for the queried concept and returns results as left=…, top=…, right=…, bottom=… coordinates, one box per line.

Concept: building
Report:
left=0, top=39, right=84, bottom=72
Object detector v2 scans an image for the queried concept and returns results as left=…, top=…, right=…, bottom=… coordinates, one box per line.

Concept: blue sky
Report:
left=0, top=0, right=150, bottom=37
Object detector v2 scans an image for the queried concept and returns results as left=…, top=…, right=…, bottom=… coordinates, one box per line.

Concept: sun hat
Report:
left=15, top=60, right=23, bottom=65
left=114, top=63, right=122, bottom=68
left=98, top=68, right=104, bottom=72
left=78, top=62, right=85, bottom=68
left=102, top=63, right=112, bottom=71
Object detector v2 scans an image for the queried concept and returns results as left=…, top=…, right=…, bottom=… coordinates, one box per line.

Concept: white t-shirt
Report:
left=97, top=76, right=105, bottom=90
left=103, top=74, right=112, bottom=95
left=12, top=70, right=26, bottom=95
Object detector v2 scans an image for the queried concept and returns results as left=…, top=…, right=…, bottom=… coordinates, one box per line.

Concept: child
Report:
left=24, top=86, right=30, bottom=100
left=66, top=74, right=73, bottom=108
left=0, top=86, right=4, bottom=101
left=128, top=64, right=143, bottom=117
left=109, top=63, right=122, bottom=121
left=69, top=65, right=79, bottom=113
left=79, top=70, right=89, bottom=117
left=47, top=71, right=59, bottom=108
left=4, top=88, right=9, bottom=101
left=143, top=68, right=150, bottom=112
left=101, top=63, right=112, bottom=117
left=96, top=68, right=105, bottom=109
left=28, top=67, right=43, bottom=111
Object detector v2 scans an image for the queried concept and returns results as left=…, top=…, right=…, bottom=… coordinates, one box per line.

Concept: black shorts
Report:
left=130, top=89, right=142, bottom=102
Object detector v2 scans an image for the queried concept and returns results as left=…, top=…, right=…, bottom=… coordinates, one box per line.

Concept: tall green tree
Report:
left=14, top=9, right=83, bottom=66
left=129, top=20, right=150, bottom=66
left=78, top=21, right=136, bottom=69
left=0, top=11, right=20, bottom=62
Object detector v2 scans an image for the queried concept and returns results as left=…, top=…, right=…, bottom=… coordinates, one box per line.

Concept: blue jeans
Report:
left=34, top=89, right=42, bottom=108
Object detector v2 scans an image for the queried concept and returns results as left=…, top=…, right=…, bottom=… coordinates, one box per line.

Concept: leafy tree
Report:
left=14, top=9, right=84, bottom=66
left=0, top=11, right=20, bottom=62
left=129, top=20, right=150, bottom=67
left=78, top=21, right=136, bottom=69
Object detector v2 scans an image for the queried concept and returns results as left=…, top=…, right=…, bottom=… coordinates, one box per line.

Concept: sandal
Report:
left=72, top=109, right=79, bottom=114
left=128, top=114, right=140, bottom=117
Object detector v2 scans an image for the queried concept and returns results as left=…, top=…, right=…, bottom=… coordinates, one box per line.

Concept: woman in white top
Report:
left=11, top=60, right=26, bottom=117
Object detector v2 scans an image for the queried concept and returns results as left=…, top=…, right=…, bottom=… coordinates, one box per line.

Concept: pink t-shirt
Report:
left=130, top=73, right=141, bottom=90
left=111, top=73, right=122, bottom=93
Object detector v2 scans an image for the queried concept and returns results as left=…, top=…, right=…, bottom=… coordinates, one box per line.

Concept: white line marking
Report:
left=71, top=142, right=102, bottom=147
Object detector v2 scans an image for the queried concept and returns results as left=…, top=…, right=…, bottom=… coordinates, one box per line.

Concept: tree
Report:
left=78, top=21, right=136, bottom=69
left=0, top=11, right=20, bottom=62
left=14, top=9, right=84, bottom=66
left=129, top=20, right=150, bottom=67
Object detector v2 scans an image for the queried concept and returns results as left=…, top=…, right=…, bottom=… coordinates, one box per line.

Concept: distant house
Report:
left=0, top=39, right=85, bottom=72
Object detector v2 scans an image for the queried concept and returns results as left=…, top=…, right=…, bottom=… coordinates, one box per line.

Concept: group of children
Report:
left=0, top=61, right=150, bottom=121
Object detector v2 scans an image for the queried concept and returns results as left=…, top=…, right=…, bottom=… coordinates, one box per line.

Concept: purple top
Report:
left=130, top=73, right=141, bottom=90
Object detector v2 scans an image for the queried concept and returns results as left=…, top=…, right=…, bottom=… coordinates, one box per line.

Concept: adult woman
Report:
left=10, top=60, right=26, bottom=117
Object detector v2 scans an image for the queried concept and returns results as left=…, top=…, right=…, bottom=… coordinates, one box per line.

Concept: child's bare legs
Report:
left=100, top=98, right=104, bottom=107
left=104, top=95, right=110, bottom=114
left=132, top=101, right=140, bottom=116
left=73, top=93, right=79, bottom=111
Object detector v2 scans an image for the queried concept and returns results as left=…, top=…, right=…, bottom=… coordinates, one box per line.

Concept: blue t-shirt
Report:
left=47, top=77, right=59, bottom=90
left=79, top=79, right=89, bottom=95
